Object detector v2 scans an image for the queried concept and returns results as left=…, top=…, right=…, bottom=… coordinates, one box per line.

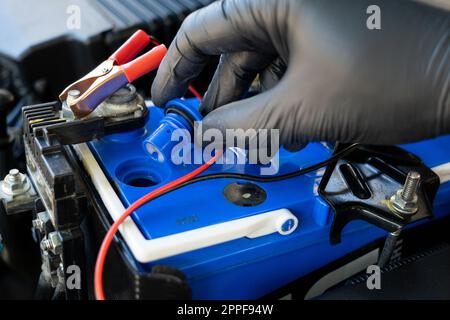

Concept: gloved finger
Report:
left=258, top=57, right=287, bottom=92
left=196, top=91, right=270, bottom=151
left=199, top=52, right=274, bottom=116
left=151, top=0, right=277, bottom=106
left=196, top=79, right=308, bottom=152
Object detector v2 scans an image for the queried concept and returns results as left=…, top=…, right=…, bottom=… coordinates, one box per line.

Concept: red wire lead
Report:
left=94, top=153, right=221, bottom=300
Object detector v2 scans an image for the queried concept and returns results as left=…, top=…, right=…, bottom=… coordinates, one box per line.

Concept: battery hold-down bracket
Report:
left=318, top=144, right=440, bottom=245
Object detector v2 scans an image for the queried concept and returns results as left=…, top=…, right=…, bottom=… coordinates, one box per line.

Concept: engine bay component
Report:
left=389, top=171, right=421, bottom=216
left=22, top=102, right=88, bottom=299
left=85, top=84, right=145, bottom=121
left=0, top=0, right=214, bottom=98
left=28, top=85, right=148, bottom=146
left=318, top=145, right=440, bottom=245
left=59, top=30, right=166, bottom=118
left=0, top=168, right=37, bottom=214
left=19, top=91, right=450, bottom=299
left=0, top=89, right=15, bottom=178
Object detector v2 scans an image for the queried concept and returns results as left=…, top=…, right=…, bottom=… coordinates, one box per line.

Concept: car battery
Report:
left=77, top=98, right=450, bottom=299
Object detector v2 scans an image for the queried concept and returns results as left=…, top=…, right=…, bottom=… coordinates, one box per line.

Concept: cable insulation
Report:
left=117, top=143, right=360, bottom=207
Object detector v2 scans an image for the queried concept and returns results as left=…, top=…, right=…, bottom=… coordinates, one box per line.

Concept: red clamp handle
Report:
left=109, top=29, right=151, bottom=65
left=122, top=44, right=167, bottom=82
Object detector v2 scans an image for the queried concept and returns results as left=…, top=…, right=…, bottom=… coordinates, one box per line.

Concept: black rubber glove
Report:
left=152, top=0, right=450, bottom=151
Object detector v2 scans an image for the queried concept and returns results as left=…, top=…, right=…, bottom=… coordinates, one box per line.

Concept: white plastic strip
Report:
left=305, top=249, right=379, bottom=300
left=73, top=143, right=298, bottom=263
left=432, top=162, right=450, bottom=184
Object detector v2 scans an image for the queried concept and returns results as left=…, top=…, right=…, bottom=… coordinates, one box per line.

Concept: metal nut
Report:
left=40, top=239, right=51, bottom=251
left=40, top=232, right=62, bottom=255
left=1, top=169, right=29, bottom=195
left=32, top=211, right=52, bottom=235
left=390, top=189, right=418, bottom=215
left=389, top=171, right=421, bottom=216
left=32, top=218, right=45, bottom=233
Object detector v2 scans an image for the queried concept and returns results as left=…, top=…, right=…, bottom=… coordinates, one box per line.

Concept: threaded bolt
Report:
left=389, top=170, right=421, bottom=216
left=401, top=171, right=420, bottom=201
left=8, top=169, right=20, bottom=181
left=40, top=239, right=51, bottom=251
left=68, top=90, right=81, bottom=99
left=32, top=219, right=44, bottom=233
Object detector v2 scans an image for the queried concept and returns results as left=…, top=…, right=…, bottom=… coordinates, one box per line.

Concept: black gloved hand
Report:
left=152, top=0, right=450, bottom=151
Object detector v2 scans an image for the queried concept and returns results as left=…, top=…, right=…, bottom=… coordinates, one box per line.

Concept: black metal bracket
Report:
left=48, top=110, right=149, bottom=145
left=318, top=145, right=440, bottom=245
left=23, top=101, right=148, bottom=145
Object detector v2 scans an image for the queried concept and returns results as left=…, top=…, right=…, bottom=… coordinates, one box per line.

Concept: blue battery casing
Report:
left=89, top=98, right=450, bottom=299
left=142, top=98, right=203, bottom=163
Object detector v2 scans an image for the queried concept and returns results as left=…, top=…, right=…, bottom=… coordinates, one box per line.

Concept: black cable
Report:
left=97, top=143, right=359, bottom=233
left=151, top=143, right=360, bottom=200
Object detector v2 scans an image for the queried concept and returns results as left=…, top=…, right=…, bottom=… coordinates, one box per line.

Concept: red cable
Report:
left=94, top=153, right=222, bottom=300
left=149, top=36, right=203, bottom=100
left=187, top=85, right=203, bottom=100
left=94, top=33, right=207, bottom=300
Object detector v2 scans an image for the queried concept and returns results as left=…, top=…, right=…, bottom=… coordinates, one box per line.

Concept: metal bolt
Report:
left=68, top=89, right=81, bottom=99
left=390, top=171, right=421, bottom=216
left=401, top=171, right=420, bottom=201
left=40, top=232, right=62, bottom=255
left=6, top=169, right=22, bottom=183
left=1, top=169, right=29, bottom=195
left=32, top=218, right=44, bottom=233
left=40, top=239, right=51, bottom=251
